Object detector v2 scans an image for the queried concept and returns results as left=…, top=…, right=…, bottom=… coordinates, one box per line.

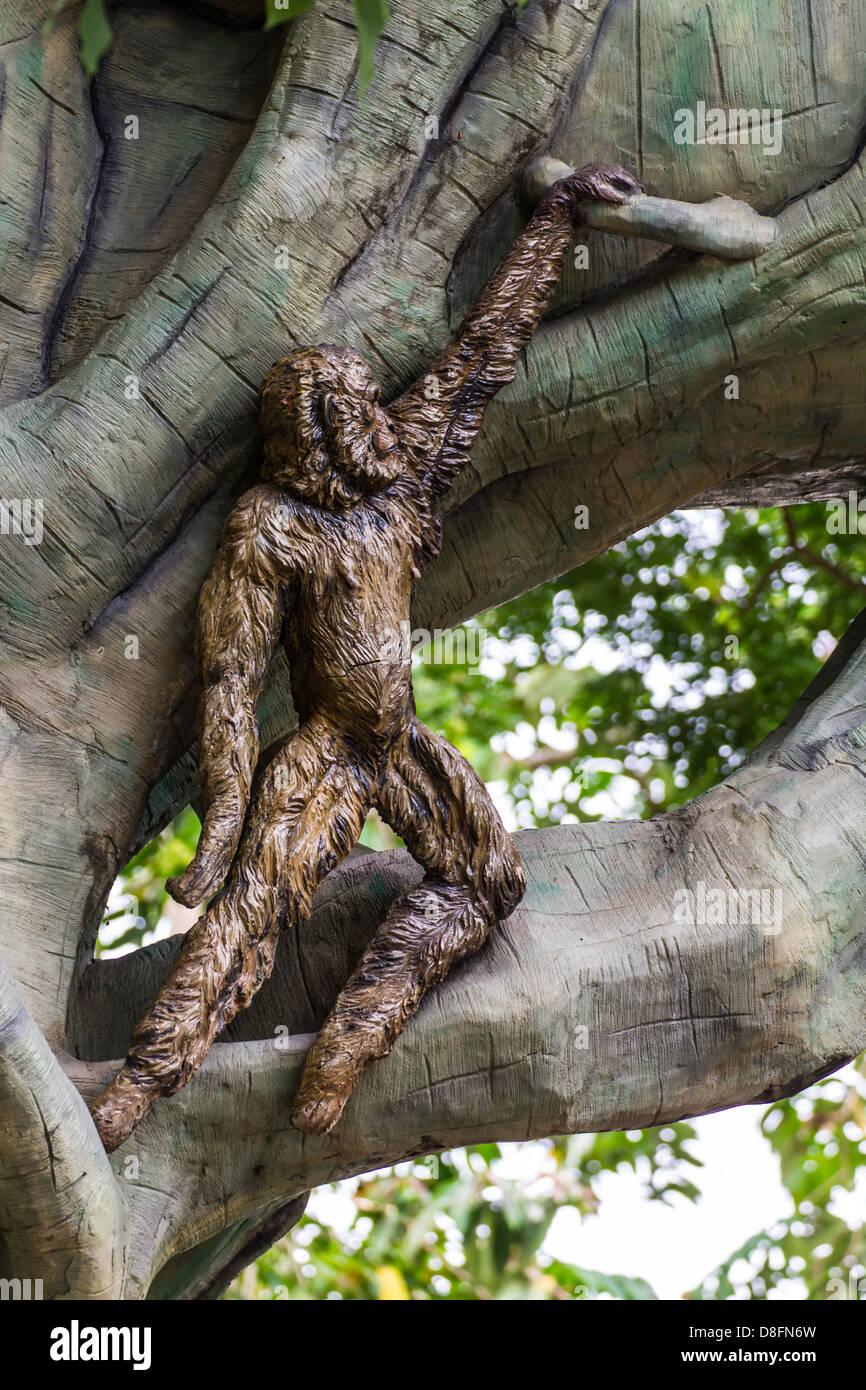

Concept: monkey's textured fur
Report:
left=91, top=164, right=642, bottom=1151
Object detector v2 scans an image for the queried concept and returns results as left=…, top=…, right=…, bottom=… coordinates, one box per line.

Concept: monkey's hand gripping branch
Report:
left=523, top=157, right=777, bottom=260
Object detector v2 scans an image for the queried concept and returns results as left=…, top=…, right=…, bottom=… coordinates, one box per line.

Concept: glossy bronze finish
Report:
left=91, top=164, right=642, bottom=1152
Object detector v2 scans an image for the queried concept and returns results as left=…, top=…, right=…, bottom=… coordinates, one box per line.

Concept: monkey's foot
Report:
left=291, top=1085, right=351, bottom=1137
left=91, top=1068, right=162, bottom=1153
left=291, top=1030, right=361, bottom=1134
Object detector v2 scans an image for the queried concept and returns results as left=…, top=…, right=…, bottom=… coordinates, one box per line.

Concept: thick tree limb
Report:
left=0, top=960, right=123, bottom=1298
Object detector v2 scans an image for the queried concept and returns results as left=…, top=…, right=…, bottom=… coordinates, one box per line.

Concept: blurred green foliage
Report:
left=224, top=1138, right=671, bottom=1300
left=103, top=502, right=866, bottom=1298
left=97, top=807, right=200, bottom=957
left=692, top=1058, right=866, bottom=1300
left=412, top=505, right=864, bottom=829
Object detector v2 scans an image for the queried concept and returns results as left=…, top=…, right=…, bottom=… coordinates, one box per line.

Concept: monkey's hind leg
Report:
left=91, top=721, right=370, bottom=1152
left=291, top=720, right=525, bottom=1136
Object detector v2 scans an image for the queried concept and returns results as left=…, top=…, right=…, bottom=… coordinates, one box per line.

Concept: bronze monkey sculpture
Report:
left=92, top=163, right=642, bottom=1151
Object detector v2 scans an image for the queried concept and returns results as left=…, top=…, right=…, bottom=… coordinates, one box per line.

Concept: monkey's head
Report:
left=259, top=346, right=402, bottom=508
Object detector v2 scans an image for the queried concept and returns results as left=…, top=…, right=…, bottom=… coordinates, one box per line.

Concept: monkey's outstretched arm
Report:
left=167, top=487, right=293, bottom=908
left=389, top=163, right=641, bottom=500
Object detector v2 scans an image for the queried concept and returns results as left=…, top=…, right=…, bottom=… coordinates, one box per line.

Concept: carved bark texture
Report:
left=0, top=0, right=865, bottom=1298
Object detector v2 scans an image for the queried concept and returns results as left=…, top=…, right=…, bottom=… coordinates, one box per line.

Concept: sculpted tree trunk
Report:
left=2, top=0, right=866, bottom=1300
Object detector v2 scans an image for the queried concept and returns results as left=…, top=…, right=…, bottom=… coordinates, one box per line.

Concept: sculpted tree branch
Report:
left=0, top=961, right=123, bottom=1298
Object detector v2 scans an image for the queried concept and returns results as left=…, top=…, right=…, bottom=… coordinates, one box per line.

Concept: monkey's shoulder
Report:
left=227, top=479, right=439, bottom=576
left=226, top=484, right=331, bottom=561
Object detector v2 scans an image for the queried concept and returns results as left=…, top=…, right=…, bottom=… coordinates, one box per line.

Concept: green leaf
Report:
left=41, top=1, right=69, bottom=40
left=265, top=0, right=318, bottom=29
left=353, top=0, right=389, bottom=97
left=562, top=1264, right=658, bottom=1301
left=77, top=0, right=112, bottom=78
